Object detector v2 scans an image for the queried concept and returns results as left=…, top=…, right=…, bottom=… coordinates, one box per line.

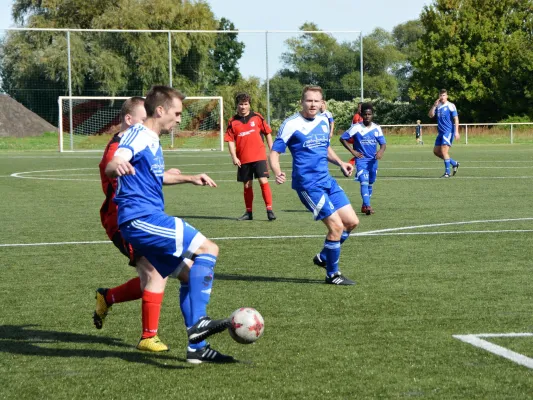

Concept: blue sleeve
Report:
left=272, top=136, right=287, bottom=153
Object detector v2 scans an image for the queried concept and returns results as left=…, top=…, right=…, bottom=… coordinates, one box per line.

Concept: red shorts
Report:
left=111, top=231, right=139, bottom=267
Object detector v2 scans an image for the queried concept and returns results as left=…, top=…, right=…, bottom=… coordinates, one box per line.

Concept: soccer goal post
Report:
left=58, top=96, right=224, bottom=152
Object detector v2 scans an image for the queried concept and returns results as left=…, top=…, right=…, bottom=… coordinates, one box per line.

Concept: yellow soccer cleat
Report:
left=93, top=288, right=111, bottom=329
left=136, top=335, right=169, bottom=352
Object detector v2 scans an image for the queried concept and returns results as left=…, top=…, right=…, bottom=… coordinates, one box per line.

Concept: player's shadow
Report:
left=0, top=325, right=186, bottom=369
left=174, top=215, right=237, bottom=221
left=280, top=209, right=307, bottom=213
left=217, top=273, right=322, bottom=284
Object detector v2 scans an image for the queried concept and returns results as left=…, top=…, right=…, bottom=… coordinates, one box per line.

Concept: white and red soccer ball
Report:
left=228, top=307, right=265, bottom=344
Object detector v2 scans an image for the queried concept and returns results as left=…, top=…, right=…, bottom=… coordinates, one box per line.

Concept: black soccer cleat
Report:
left=325, top=272, right=356, bottom=286
left=313, top=254, right=327, bottom=269
left=266, top=210, right=277, bottom=221
left=187, top=316, right=231, bottom=344
left=440, top=173, right=450, bottom=178
left=237, top=212, right=253, bottom=221
left=186, top=344, right=236, bottom=364
left=452, top=162, right=460, bottom=176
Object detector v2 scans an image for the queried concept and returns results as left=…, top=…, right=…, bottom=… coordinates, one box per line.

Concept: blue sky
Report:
left=0, top=0, right=432, bottom=77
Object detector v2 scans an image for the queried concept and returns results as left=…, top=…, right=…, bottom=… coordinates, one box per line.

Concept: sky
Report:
left=0, top=0, right=432, bottom=78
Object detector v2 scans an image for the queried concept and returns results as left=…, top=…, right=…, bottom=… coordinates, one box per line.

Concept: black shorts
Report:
left=416, top=133, right=421, bottom=138
left=111, top=231, right=139, bottom=267
left=237, top=160, right=270, bottom=182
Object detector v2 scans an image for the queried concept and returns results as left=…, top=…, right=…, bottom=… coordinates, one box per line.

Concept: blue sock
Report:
left=444, top=159, right=451, bottom=174
left=189, top=254, right=216, bottom=325
left=320, top=231, right=349, bottom=262
left=449, top=158, right=458, bottom=167
left=368, top=185, right=373, bottom=198
left=323, top=239, right=341, bottom=277
left=360, top=182, right=370, bottom=206
left=180, top=282, right=206, bottom=350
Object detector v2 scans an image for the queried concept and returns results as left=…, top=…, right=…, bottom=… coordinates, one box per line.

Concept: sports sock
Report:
left=368, top=184, right=373, bottom=198
left=449, top=158, right=458, bottom=167
left=444, top=159, right=451, bottom=174
left=320, top=231, right=350, bottom=261
left=180, top=282, right=206, bottom=350
left=360, top=181, right=370, bottom=206
left=260, top=182, right=273, bottom=210
left=323, top=239, right=341, bottom=277
left=141, top=290, right=163, bottom=339
left=244, top=186, right=253, bottom=212
left=189, top=254, right=216, bottom=325
left=105, top=277, right=142, bottom=305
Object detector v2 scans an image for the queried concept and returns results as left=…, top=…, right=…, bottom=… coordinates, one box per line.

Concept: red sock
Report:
left=141, top=290, right=164, bottom=339
left=244, top=186, right=254, bottom=212
left=105, top=277, right=142, bottom=305
left=260, top=182, right=273, bottom=210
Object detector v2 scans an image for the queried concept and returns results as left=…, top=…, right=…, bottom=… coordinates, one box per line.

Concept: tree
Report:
left=210, top=18, right=245, bottom=86
left=1, top=0, right=244, bottom=124
left=410, top=0, right=533, bottom=122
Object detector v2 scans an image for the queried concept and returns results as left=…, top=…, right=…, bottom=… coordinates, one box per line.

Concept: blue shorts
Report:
left=297, top=179, right=350, bottom=221
left=120, top=212, right=206, bottom=278
left=435, top=131, right=455, bottom=146
left=355, top=159, right=378, bottom=185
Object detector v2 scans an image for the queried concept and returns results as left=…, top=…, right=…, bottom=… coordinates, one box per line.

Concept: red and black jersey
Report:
left=224, top=112, right=272, bottom=164
left=352, top=113, right=363, bottom=124
left=98, top=132, right=121, bottom=240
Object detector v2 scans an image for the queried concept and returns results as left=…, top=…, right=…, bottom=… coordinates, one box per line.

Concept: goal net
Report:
left=58, top=96, right=224, bottom=152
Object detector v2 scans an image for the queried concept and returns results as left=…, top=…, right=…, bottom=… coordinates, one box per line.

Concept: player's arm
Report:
left=327, top=146, right=353, bottom=177
left=105, top=149, right=135, bottom=178
left=265, top=132, right=273, bottom=152
left=329, top=121, right=335, bottom=139
left=428, top=99, right=439, bottom=118
left=163, top=172, right=217, bottom=187
left=227, top=141, right=241, bottom=167
left=339, top=137, right=362, bottom=159
left=454, top=115, right=460, bottom=140
left=375, top=143, right=387, bottom=160
left=269, top=150, right=286, bottom=184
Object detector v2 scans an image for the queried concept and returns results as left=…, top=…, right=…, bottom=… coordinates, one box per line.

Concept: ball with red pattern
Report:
left=228, top=307, right=265, bottom=344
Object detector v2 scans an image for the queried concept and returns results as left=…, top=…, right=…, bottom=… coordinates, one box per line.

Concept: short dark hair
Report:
left=235, top=92, right=251, bottom=105
left=439, top=89, right=448, bottom=95
left=144, top=85, right=186, bottom=117
left=301, top=85, right=323, bottom=100
left=119, top=96, right=144, bottom=122
left=361, top=102, right=374, bottom=113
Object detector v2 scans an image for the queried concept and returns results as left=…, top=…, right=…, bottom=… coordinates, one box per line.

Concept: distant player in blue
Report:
left=319, top=100, right=335, bottom=138
left=340, top=103, right=386, bottom=216
left=429, top=89, right=460, bottom=178
left=415, top=119, right=423, bottom=145
left=269, top=85, right=359, bottom=286
left=105, top=85, right=235, bottom=364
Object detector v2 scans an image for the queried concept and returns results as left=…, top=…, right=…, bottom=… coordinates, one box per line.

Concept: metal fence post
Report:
left=265, top=31, right=270, bottom=124
left=465, top=125, right=468, bottom=145
left=67, top=30, right=74, bottom=151
left=510, top=123, right=514, bottom=144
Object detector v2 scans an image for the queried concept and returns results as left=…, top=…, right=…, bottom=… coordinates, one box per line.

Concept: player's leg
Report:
left=257, top=165, right=276, bottom=220
left=440, top=142, right=453, bottom=177
left=237, top=164, right=254, bottom=220
left=356, top=166, right=372, bottom=214
left=366, top=162, right=378, bottom=214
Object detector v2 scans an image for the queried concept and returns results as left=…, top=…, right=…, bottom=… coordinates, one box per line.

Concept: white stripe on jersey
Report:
left=131, top=220, right=175, bottom=239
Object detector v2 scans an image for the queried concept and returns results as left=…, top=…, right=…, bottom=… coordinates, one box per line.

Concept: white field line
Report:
left=1, top=218, right=532, bottom=248
left=453, top=333, right=533, bottom=369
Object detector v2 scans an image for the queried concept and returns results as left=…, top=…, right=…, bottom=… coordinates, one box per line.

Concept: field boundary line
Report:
left=453, top=333, right=533, bottom=369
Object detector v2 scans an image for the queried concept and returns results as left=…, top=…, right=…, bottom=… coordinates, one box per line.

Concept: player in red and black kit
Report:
left=225, top=92, right=276, bottom=221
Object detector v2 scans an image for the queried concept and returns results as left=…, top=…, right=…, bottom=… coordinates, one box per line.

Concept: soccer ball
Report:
left=228, top=307, right=265, bottom=344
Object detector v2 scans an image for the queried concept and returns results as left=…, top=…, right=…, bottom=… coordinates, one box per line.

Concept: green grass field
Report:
left=1, top=143, right=532, bottom=399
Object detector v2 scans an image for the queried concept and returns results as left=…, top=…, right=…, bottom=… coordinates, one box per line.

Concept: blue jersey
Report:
left=340, top=122, right=386, bottom=160
left=114, top=123, right=165, bottom=226
left=319, top=110, right=334, bottom=125
left=435, top=102, right=458, bottom=135
left=272, top=113, right=332, bottom=190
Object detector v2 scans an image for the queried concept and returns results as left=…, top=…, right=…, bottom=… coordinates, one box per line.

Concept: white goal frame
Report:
left=58, top=95, right=225, bottom=152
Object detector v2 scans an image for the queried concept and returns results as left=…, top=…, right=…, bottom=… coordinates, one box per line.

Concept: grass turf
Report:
left=0, top=143, right=532, bottom=399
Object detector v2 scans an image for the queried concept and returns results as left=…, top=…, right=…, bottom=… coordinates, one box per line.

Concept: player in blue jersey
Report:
left=105, top=85, right=235, bottom=364
left=340, top=103, right=386, bottom=216
left=429, top=89, right=460, bottom=178
left=319, top=101, right=335, bottom=138
left=269, top=85, right=359, bottom=286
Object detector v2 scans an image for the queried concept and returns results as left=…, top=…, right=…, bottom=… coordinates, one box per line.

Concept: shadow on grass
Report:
left=217, top=273, right=323, bottom=284
left=174, top=215, right=237, bottom=221
left=0, top=325, right=186, bottom=369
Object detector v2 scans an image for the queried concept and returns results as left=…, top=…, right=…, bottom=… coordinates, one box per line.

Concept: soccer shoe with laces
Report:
left=313, top=254, right=327, bottom=269
left=325, top=272, right=356, bottom=286
left=440, top=173, right=450, bottom=178
left=187, top=316, right=231, bottom=344
left=452, top=162, right=460, bottom=176
left=361, top=205, right=374, bottom=215
left=266, top=210, right=277, bottom=221
left=93, top=288, right=111, bottom=329
left=136, top=335, right=169, bottom=352
left=237, top=211, right=253, bottom=221
left=186, top=344, right=236, bottom=364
